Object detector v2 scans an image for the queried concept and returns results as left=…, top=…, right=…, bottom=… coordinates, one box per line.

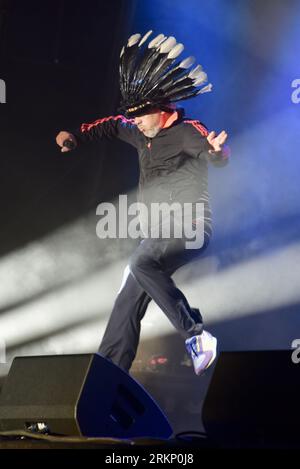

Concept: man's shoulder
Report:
left=182, top=118, right=209, bottom=137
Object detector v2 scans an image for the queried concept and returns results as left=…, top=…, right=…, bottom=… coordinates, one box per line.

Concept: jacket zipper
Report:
left=146, top=137, right=173, bottom=200
left=147, top=138, right=152, bottom=156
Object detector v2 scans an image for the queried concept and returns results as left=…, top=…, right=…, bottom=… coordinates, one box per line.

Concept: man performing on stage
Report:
left=56, top=31, right=230, bottom=376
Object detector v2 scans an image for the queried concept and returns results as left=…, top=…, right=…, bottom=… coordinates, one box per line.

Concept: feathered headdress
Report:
left=119, top=30, right=212, bottom=118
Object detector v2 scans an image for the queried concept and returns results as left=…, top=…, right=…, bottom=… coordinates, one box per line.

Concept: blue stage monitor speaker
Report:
left=0, top=354, right=173, bottom=439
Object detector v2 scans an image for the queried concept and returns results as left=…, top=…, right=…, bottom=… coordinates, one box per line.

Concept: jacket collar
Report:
left=162, top=111, right=179, bottom=129
left=159, top=108, right=184, bottom=133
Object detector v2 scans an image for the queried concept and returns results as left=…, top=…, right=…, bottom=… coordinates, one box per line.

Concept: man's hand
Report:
left=207, top=130, right=228, bottom=153
left=56, top=131, right=77, bottom=152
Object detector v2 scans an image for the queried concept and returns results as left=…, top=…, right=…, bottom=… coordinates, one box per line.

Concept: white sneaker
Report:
left=185, top=330, right=217, bottom=376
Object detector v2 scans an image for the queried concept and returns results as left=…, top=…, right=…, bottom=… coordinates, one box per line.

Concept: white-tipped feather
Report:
left=167, top=43, right=184, bottom=59
left=188, top=64, right=203, bottom=78
left=159, top=36, right=177, bottom=53
left=179, top=56, right=195, bottom=69
left=127, top=33, right=141, bottom=47
left=148, top=34, right=165, bottom=48
left=154, top=35, right=167, bottom=49
left=193, top=71, right=208, bottom=86
left=198, top=83, right=213, bottom=93
left=138, top=30, right=153, bottom=47
left=120, top=30, right=213, bottom=111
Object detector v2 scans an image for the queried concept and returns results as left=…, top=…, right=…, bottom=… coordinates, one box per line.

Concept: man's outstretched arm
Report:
left=56, top=115, right=138, bottom=153
left=184, top=120, right=230, bottom=167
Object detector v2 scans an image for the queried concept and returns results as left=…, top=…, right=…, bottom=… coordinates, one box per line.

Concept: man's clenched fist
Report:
left=56, top=131, right=77, bottom=152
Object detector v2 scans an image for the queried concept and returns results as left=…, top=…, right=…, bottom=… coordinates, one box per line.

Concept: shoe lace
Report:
left=190, top=338, right=201, bottom=357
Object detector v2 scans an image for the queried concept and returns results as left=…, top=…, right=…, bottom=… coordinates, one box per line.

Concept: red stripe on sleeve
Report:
left=80, top=115, right=134, bottom=133
left=184, top=119, right=209, bottom=137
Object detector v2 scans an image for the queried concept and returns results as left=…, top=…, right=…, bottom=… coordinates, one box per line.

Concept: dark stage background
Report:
left=0, top=0, right=300, bottom=434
